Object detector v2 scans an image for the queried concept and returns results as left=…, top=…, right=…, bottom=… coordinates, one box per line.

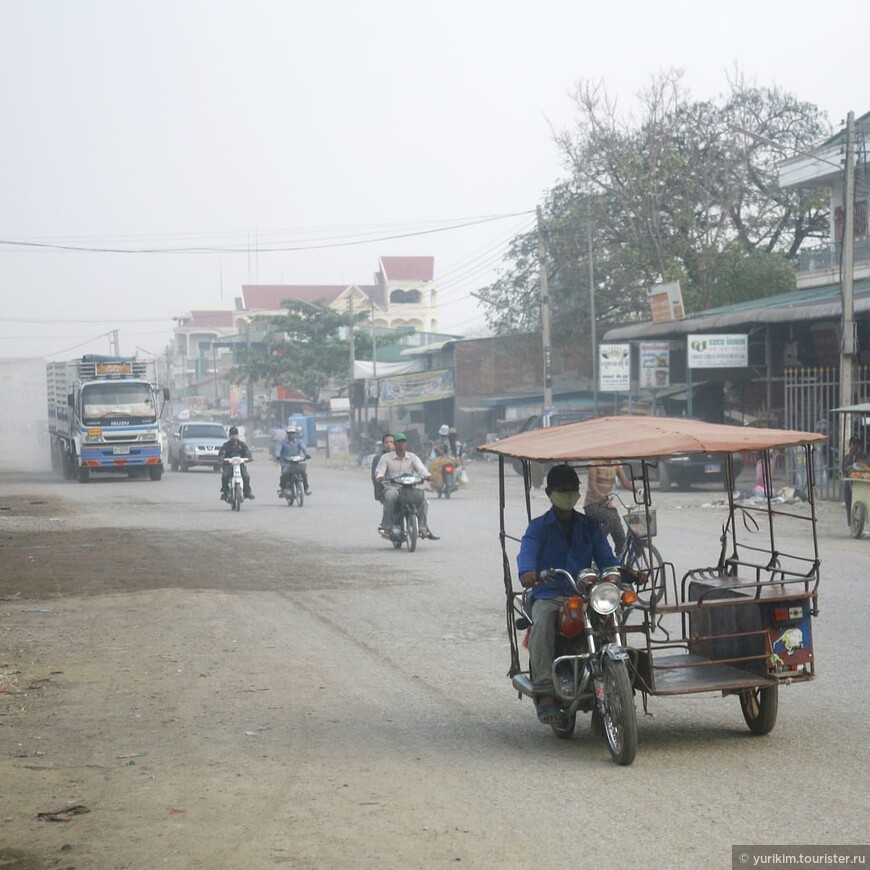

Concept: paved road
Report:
left=1, top=450, right=866, bottom=868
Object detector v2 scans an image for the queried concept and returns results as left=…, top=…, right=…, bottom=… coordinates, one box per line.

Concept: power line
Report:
left=0, top=211, right=534, bottom=255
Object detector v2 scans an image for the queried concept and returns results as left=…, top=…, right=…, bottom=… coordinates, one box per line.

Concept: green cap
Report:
left=394, top=432, right=407, bottom=441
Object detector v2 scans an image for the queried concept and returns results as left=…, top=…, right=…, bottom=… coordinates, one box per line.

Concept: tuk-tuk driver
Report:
left=518, top=464, right=618, bottom=724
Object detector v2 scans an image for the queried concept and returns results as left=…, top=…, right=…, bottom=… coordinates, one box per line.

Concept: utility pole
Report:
left=348, top=294, right=355, bottom=440
left=110, top=329, right=119, bottom=356
left=840, top=111, right=856, bottom=411
left=537, top=206, right=553, bottom=423
left=587, top=208, right=598, bottom=415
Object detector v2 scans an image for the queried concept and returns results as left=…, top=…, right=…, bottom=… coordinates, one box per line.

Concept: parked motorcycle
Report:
left=384, top=473, right=426, bottom=552
left=223, top=457, right=251, bottom=512
left=513, top=566, right=640, bottom=765
left=278, top=453, right=307, bottom=507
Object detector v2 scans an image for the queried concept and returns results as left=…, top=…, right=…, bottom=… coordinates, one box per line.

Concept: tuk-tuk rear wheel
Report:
left=739, top=685, right=778, bottom=735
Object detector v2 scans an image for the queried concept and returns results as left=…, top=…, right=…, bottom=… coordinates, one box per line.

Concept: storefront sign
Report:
left=639, top=342, right=670, bottom=388
left=687, top=334, right=748, bottom=369
left=599, top=344, right=631, bottom=392
left=378, top=368, right=454, bottom=407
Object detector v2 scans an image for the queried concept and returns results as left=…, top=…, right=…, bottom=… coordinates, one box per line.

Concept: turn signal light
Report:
left=621, top=589, right=639, bottom=606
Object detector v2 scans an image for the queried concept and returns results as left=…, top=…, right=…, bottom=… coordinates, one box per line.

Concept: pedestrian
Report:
left=843, top=437, right=867, bottom=526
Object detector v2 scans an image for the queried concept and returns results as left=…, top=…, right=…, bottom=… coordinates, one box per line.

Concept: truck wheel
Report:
left=170, top=457, right=180, bottom=471
left=180, top=459, right=190, bottom=472
left=62, top=452, right=75, bottom=480
left=149, top=467, right=163, bottom=481
left=77, top=466, right=90, bottom=483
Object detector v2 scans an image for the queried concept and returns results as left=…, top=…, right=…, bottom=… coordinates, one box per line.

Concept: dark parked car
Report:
left=652, top=452, right=745, bottom=490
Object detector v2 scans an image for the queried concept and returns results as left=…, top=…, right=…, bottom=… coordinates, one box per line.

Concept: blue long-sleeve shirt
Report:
left=276, top=437, right=310, bottom=463
left=517, top=506, right=618, bottom=601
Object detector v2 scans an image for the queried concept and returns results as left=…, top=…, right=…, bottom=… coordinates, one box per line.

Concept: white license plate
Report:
left=113, top=446, right=131, bottom=455
left=704, top=463, right=721, bottom=473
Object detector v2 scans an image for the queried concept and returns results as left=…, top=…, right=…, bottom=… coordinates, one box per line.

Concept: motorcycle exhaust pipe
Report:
left=511, top=674, right=535, bottom=698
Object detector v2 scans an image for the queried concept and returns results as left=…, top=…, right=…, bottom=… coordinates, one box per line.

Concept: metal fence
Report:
left=783, top=365, right=870, bottom=500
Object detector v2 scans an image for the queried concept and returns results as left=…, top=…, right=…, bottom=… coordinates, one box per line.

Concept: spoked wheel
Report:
left=294, top=478, right=304, bottom=507
left=231, top=484, right=242, bottom=511
left=550, top=712, right=577, bottom=739
left=739, top=685, right=778, bottom=735
left=406, top=512, right=418, bottom=552
left=623, top=539, right=665, bottom=609
left=600, top=657, right=637, bottom=765
left=851, top=502, right=866, bottom=539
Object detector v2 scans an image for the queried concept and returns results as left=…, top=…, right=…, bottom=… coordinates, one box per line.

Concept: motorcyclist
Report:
left=374, top=432, right=440, bottom=540
left=275, top=425, right=312, bottom=496
left=518, top=464, right=617, bottom=723
left=218, top=426, right=254, bottom=501
left=371, top=433, right=394, bottom=502
left=447, top=426, right=464, bottom=464
left=433, top=424, right=451, bottom=458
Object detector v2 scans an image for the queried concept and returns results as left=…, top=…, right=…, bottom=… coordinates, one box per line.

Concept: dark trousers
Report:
left=222, top=464, right=251, bottom=495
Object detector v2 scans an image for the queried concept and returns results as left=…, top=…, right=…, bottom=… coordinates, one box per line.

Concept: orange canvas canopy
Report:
left=477, top=416, right=826, bottom=463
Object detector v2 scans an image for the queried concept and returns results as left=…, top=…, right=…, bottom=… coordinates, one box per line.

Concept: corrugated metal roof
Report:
left=603, top=278, right=870, bottom=340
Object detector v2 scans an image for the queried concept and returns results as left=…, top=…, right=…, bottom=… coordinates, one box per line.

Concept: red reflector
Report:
left=773, top=607, right=789, bottom=622
left=444, top=465, right=454, bottom=473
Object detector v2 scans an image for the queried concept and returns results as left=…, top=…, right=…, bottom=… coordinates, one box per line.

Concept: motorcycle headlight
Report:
left=589, top=581, right=621, bottom=615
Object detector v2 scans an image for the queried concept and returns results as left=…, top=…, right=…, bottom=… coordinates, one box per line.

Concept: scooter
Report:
left=278, top=453, right=307, bottom=507
left=512, top=566, right=640, bottom=765
left=385, top=474, right=426, bottom=552
left=223, top=457, right=250, bottom=512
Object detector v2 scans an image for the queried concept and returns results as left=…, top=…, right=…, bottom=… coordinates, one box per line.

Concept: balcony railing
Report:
left=798, top=237, right=870, bottom=272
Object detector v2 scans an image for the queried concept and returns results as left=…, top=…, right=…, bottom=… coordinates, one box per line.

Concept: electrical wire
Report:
left=0, top=211, right=534, bottom=255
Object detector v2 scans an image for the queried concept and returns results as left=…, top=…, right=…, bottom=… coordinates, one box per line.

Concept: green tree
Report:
left=478, top=71, right=830, bottom=337
left=227, top=299, right=372, bottom=402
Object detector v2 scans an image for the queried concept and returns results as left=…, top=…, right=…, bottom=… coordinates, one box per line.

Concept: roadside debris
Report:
left=37, top=804, right=90, bottom=822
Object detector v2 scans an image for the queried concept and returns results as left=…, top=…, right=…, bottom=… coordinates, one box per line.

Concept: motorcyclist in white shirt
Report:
left=374, top=432, right=440, bottom=540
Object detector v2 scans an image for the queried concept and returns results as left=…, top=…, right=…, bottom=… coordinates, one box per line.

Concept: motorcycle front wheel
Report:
left=406, top=511, right=418, bottom=552
left=600, top=657, right=637, bottom=765
left=232, top=483, right=242, bottom=511
left=294, top=477, right=304, bottom=507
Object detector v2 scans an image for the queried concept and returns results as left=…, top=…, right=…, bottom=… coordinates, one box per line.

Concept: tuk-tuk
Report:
left=479, top=416, right=826, bottom=750
left=831, top=403, right=870, bottom=538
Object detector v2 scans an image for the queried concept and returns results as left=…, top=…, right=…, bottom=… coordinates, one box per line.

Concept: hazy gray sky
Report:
left=1, top=0, right=866, bottom=360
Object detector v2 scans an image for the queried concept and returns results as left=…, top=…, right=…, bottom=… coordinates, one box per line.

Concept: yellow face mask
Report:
left=549, top=490, right=580, bottom=511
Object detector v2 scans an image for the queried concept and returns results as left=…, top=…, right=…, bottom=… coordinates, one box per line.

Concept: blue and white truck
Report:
left=47, top=355, right=169, bottom=482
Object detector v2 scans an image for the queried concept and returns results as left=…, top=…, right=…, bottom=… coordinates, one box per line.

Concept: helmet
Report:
left=448, top=427, right=457, bottom=435
left=286, top=425, right=299, bottom=436
left=229, top=426, right=239, bottom=437
left=438, top=424, right=449, bottom=436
